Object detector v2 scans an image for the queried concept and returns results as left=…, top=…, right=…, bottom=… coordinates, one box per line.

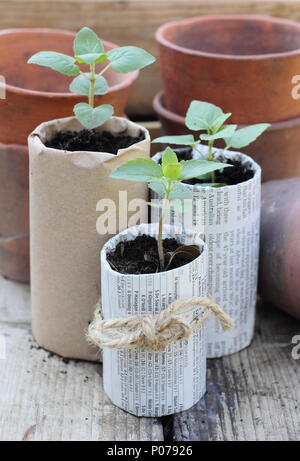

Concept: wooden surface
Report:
left=1, top=0, right=300, bottom=115
left=0, top=275, right=299, bottom=441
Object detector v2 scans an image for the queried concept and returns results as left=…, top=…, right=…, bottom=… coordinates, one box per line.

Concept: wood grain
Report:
left=0, top=277, right=164, bottom=441
left=1, top=0, right=300, bottom=115
left=1, top=275, right=299, bottom=441
left=172, top=301, right=300, bottom=441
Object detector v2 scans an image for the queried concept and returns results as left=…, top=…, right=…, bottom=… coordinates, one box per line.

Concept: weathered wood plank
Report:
left=0, top=0, right=300, bottom=115
left=0, top=277, right=164, bottom=441
left=172, top=302, right=300, bottom=441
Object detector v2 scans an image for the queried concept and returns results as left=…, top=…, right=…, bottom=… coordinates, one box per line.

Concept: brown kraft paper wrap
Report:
left=28, top=116, right=150, bottom=361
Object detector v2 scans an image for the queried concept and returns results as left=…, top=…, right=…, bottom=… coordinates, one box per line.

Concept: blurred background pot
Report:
left=0, top=28, right=138, bottom=283
left=153, top=90, right=300, bottom=182
left=156, top=14, right=300, bottom=124
left=259, top=178, right=300, bottom=320
left=0, top=143, right=29, bottom=282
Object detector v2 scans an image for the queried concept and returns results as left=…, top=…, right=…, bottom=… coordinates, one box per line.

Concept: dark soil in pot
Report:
left=46, top=129, right=145, bottom=155
left=163, top=147, right=254, bottom=185
left=107, top=235, right=200, bottom=274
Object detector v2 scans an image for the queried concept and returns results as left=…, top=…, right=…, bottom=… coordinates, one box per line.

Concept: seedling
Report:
left=110, top=147, right=230, bottom=271
left=28, top=27, right=155, bottom=129
left=153, top=101, right=270, bottom=184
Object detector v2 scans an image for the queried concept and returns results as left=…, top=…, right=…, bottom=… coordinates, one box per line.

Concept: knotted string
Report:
left=87, top=298, right=234, bottom=352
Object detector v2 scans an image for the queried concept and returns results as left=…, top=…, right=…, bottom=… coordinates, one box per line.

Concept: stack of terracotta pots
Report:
left=154, top=14, right=300, bottom=183
left=0, top=28, right=139, bottom=283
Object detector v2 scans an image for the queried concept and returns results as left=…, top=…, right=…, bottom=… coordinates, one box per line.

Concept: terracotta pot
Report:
left=156, top=15, right=300, bottom=124
left=153, top=90, right=300, bottom=182
left=259, top=178, right=300, bottom=320
left=0, top=143, right=29, bottom=282
left=0, top=28, right=139, bottom=145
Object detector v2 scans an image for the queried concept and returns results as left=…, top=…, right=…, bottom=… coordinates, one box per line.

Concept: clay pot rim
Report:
left=0, top=28, right=139, bottom=97
left=153, top=89, right=300, bottom=131
left=156, top=14, right=300, bottom=60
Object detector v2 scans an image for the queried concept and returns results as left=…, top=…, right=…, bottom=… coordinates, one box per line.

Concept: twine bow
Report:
left=87, top=298, right=234, bottom=352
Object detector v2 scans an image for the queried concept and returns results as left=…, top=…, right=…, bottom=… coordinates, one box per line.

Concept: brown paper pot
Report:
left=0, top=143, right=29, bottom=282
left=0, top=28, right=139, bottom=145
left=28, top=116, right=150, bottom=361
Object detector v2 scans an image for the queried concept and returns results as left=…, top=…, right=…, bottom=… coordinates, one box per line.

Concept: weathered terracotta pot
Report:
left=259, top=178, right=300, bottom=320
left=0, top=143, right=29, bottom=282
left=0, top=28, right=139, bottom=145
left=153, top=90, right=300, bottom=182
left=156, top=15, right=300, bottom=123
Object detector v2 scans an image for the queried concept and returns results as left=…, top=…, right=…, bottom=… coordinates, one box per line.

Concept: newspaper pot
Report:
left=153, top=90, right=300, bottom=182
left=28, top=116, right=150, bottom=361
left=156, top=15, right=300, bottom=123
left=259, top=178, right=300, bottom=320
left=100, top=223, right=208, bottom=417
left=0, top=28, right=139, bottom=145
left=152, top=147, right=261, bottom=357
left=0, top=143, right=29, bottom=282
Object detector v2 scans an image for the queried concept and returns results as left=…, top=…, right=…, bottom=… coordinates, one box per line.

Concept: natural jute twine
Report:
left=87, top=298, right=234, bottom=352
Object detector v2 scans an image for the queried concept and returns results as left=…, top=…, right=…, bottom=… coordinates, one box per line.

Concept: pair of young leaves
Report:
left=28, top=27, right=155, bottom=129
left=152, top=100, right=270, bottom=151
left=110, top=146, right=229, bottom=201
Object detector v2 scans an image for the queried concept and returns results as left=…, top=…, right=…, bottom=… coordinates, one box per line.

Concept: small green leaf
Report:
left=179, top=159, right=231, bottom=180
left=152, top=135, right=196, bottom=146
left=28, top=51, right=80, bottom=76
left=69, top=75, right=108, bottom=96
left=212, top=113, right=232, bottom=132
left=149, top=182, right=165, bottom=198
left=74, top=103, right=113, bottom=129
left=163, top=164, right=183, bottom=180
left=169, top=183, right=192, bottom=199
left=200, top=124, right=237, bottom=141
left=74, top=27, right=104, bottom=56
left=185, top=100, right=223, bottom=131
left=162, top=147, right=178, bottom=168
left=75, top=53, right=107, bottom=65
left=225, top=123, right=270, bottom=149
left=195, top=183, right=227, bottom=188
left=107, top=46, right=156, bottom=73
left=110, top=158, right=163, bottom=182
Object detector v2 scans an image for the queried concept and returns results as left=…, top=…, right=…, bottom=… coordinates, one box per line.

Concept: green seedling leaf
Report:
left=163, top=163, right=183, bottom=180
left=70, top=75, right=108, bottom=96
left=212, top=112, right=232, bottom=132
left=162, top=147, right=178, bottom=168
left=185, top=100, right=223, bottom=131
left=110, top=158, right=163, bottom=182
left=148, top=182, right=165, bottom=198
left=75, top=53, right=108, bottom=65
left=152, top=135, right=196, bottom=146
left=225, top=123, right=270, bottom=149
left=28, top=51, right=80, bottom=76
left=169, top=183, right=192, bottom=199
left=74, top=103, right=113, bottom=129
left=179, top=159, right=231, bottom=180
left=195, top=182, right=227, bottom=188
left=166, top=245, right=200, bottom=270
left=74, top=27, right=104, bottom=56
left=107, top=46, right=156, bottom=73
left=200, top=124, right=237, bottom=141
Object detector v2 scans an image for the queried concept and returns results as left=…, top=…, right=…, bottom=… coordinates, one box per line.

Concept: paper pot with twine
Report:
left=152, top=147, right=261, bottom=358
left=28, top=116, right=150, bottom=361
left=88, top=223, right=233, bottom=417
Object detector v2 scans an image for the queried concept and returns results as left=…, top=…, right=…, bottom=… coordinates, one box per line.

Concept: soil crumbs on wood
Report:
left=46, top=129, right=145, bottom=155
left=167, top=147, right=254, bottom=185
left=107, top=235, right=199, bottom=274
